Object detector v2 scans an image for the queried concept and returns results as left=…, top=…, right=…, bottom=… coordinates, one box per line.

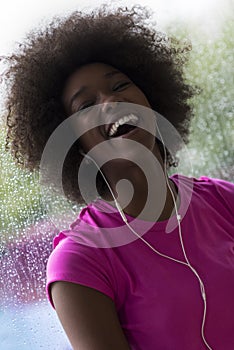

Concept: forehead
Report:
left=64, top=62, right=124, bottom=91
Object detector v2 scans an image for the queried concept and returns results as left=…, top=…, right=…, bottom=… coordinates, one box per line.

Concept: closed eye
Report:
left=112, top=81, right=132, bottom=92
left=78, top=101, right=95, bottom=111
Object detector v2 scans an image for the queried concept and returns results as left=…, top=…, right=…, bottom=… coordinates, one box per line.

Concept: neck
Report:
left=117, top=174, right=177, bottom=222
left=102, top=152, right=179, bottom=222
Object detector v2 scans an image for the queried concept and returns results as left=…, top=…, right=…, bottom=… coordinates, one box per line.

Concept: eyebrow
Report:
left=104, top=70, right=122, bottom=78
left=68, top=70, right=123, bottom=110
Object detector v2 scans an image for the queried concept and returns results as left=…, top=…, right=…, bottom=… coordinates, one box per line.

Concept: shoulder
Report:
left=193, top=176, right=233, bottom=206
left=171, top=173, right=233, bottom=197
left=46, top=231, right=116, bottom=308
left=171, top=173, right=234, bottom=215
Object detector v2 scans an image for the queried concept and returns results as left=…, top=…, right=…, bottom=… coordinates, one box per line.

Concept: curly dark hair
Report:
left=2, top=5, right=196, bottom=204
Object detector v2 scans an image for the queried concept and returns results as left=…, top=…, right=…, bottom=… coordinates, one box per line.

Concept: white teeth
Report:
left=108, top=114, right=138, bottom=137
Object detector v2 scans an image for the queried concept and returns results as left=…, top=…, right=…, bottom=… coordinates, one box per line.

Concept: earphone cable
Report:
left=156, top=123, right=213, bottom=350
left=81, top=124, right=213, bottom=349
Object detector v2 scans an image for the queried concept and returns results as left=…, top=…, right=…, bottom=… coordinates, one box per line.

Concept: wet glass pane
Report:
left=0, top=128, right=73, bottom=349
left=0, top=2, right=233, bottom=349
left=168, top=6, right=234, bottom=181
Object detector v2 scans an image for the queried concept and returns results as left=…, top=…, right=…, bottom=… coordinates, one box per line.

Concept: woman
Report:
left=3, top=5, right=234, bottom=350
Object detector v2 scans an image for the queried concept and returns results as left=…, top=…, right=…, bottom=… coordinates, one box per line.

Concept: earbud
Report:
left=79, top=149, right=86, bottom=157
left=79, top=149, right=92, bottom=165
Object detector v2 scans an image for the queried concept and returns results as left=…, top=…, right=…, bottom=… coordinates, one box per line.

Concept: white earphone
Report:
left=78, top=123, right=213, bottom=350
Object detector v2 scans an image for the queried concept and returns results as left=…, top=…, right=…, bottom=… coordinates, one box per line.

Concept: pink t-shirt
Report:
left=46, top=174, right=234, bottom=349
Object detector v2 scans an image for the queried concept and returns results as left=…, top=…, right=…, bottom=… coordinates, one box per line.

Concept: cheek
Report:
left=134, top=88, right=151, bottom=108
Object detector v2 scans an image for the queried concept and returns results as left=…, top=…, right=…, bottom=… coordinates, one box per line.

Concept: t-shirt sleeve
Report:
left=199, top=176, right=234, bottom=214
left=213, top=177, right=234, bottom=212
left=46, top=232, right=116, bottom=308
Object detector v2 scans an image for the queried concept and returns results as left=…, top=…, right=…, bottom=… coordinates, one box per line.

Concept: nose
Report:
left=100, top=94, right=123, bottom=114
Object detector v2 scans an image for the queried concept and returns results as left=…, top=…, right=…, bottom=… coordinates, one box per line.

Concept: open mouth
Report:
left=107, top=114, right=139, bottom=138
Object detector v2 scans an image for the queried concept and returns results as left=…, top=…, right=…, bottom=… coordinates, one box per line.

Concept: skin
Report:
left=62, top=62, right=178, bottom=221
left=52, top=62, right=179, bottom=349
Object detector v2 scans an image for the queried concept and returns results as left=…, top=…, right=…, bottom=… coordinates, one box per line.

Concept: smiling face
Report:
left=61, top=62, right=166, bottom=205
left=62, top=62, right=158, bottom=152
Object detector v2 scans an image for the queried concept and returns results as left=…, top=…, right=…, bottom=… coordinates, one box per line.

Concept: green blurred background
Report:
left=0, top=6, right=233, bottom=241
